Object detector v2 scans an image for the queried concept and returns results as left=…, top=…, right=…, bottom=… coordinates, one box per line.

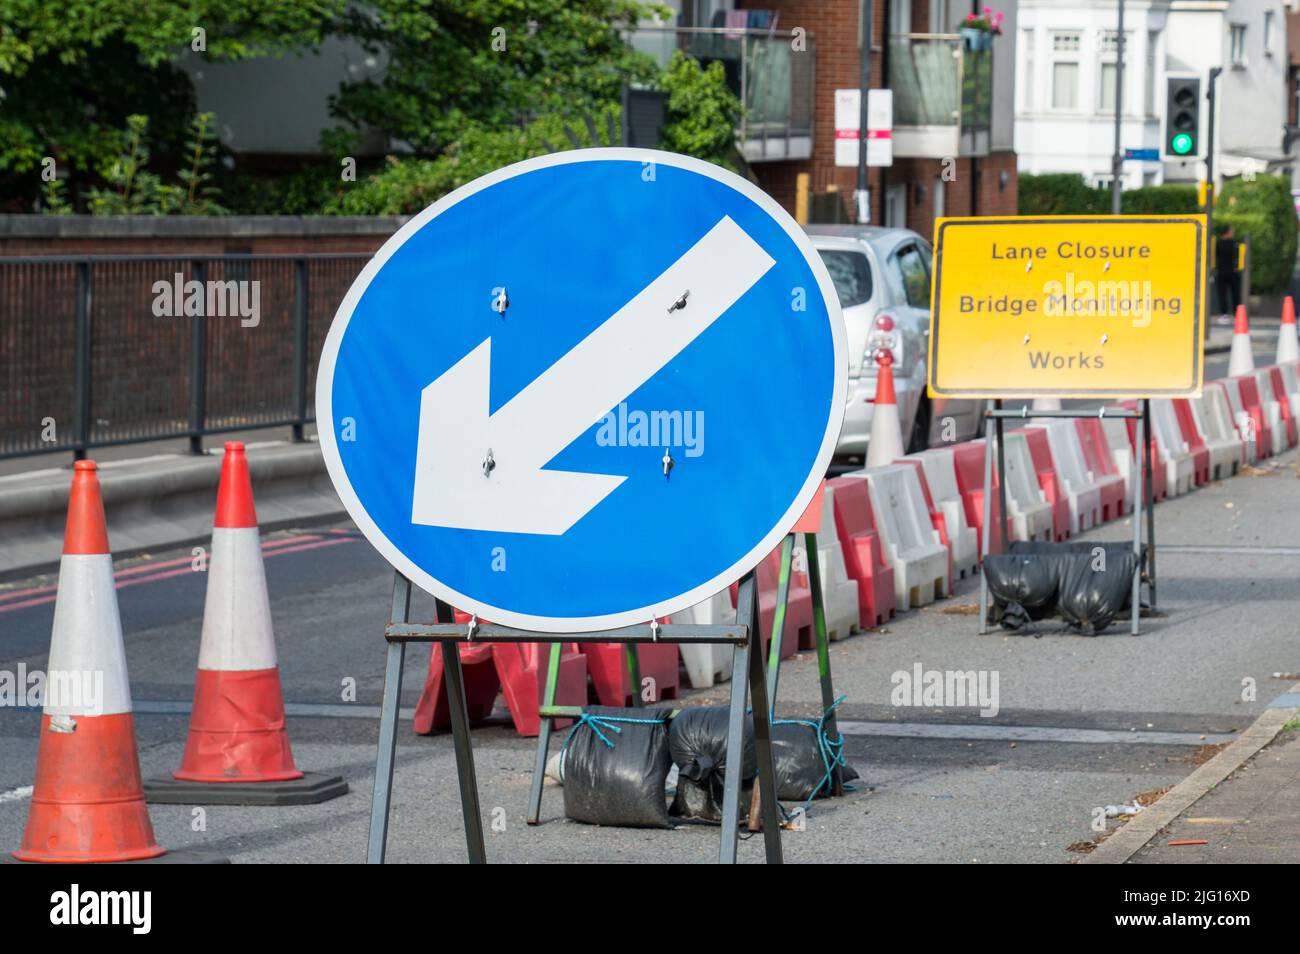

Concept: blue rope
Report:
left=772, top=695, right=849, bottom=818
left=559, top=711, right=668, bottom=758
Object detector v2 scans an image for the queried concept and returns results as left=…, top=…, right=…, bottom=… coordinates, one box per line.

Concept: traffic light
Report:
left=1161, top=73, right=1202, bottom=160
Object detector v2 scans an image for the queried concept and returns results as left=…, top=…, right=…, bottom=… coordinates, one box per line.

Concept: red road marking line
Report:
left=0, top=535, right=350, bottom=614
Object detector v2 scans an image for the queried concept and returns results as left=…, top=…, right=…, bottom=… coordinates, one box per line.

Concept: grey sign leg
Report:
left=1131, top=415, right=1145, bottom=636
left=1143, top=398, right=1157, bottom=608
left=440, top=633, right=488, bottom=863
left=719, top=572, right=757, bottom=864
left=744, top=575, right=784, bottom=863
left=367, top=574, right=411, bottom=864
left=526, top=641, right=562, bottom=825
left=978, top=403, right=995, bottom=633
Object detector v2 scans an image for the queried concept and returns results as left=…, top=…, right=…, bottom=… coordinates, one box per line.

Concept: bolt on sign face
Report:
left=927, top=215, right=1206, bottom=399
left=316, top=148, right=846, bottom=633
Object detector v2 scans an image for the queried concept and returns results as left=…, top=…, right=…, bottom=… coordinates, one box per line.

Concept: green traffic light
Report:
left=1171, top=132, right=1193, bottom=155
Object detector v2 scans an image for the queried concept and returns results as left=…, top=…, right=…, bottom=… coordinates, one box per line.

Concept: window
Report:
left=1053, top=63, right=1080, bottom=108
left=1100, top=63, right=1118, bottom=112
left=816, top=250, right=874, bottom=307
left=885, top=184, right=907, bottom=229
left=1051, top=32, right=1081, bottom=110
left=1231, top=24, right=1247, bottom=67
left=1052, top=31, right=1081, bottom=53
left=895, top=244, right=931, bottom=309
left=1098, top=31, right=1128, bottom=113
left=1264, top=11, right=1275, bottom=56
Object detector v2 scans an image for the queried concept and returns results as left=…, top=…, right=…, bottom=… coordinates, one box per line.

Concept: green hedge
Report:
left=1018, top=173, right=1106, bottom=214
left=1018, top=173, right=1198, bottom=215
left=1216, top=175, right=1298, bottom=294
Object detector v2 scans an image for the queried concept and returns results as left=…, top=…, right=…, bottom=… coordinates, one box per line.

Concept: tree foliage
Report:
left=0, top=0, right=341, bottom=208
left=1217, top=175, right=1298, bottom=294
left=0, top=0, right=751, bottom=215
left=325, top=0, right=663, bottom=158
left=658, top=51, right=744, bottom=172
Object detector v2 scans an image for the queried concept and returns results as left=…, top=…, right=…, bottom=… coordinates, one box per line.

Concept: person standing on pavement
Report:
left=1214, top=225, right=1240, bottom=325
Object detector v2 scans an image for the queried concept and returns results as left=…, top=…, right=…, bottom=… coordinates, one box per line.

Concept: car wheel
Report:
left=906, top=395, right=931, bottom=454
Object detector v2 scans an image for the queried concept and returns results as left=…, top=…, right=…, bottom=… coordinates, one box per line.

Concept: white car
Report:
left=807, top=225, right=981, bottom=460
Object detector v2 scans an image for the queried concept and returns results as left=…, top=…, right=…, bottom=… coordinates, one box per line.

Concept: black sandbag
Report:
left=668, top=706, right=756, bottom=823
left=1057, top=549, right=1137, bottom=634
left=772, top=720, right=858, bottom=802
left=669, top=705, right=756, bottom=783
left=1010, top=539, right=1147, bottom=575
left=562, top=706, right=673, bottom=829
left=982, top=553, right=1060, bottom=630
left=670, top=775, right=755, bottom=823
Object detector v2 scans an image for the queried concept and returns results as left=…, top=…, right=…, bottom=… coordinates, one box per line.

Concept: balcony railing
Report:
left=888, top=33, right=993, bottom=158
left=629, top=26, right=814, bottom=162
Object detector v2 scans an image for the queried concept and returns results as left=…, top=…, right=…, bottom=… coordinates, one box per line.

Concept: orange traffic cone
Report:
left=1227, top=304, right=1255, bottom=377
left=1276, top=296, right=1298, bottom=364
left=144, top=443, right=346, bottom=805
left=12, top=461, right=165, bottom=863
left=865, top=352, right=905, bottom=468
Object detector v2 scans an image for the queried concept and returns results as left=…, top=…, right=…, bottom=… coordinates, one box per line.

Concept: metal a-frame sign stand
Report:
left=763, top=531, right=844, bottom=798
left=975, top=399, right=1157, bottom=637
left=367, top=569, right=784, bottom=864
left=524, top=527, right=850, bottom=840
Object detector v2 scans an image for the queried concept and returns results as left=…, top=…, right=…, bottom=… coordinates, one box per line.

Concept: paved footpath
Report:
left=1126, top=725, right=1300, bottom=864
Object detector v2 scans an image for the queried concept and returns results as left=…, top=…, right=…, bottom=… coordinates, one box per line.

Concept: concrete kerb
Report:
left=0, top=440, right=345, bottom=580
left=1081, top=680, right=1300, bottom=865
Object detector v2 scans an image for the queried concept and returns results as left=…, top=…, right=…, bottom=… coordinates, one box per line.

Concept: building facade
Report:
left=711, top=0, right=1022, bottom=234
left=1015, top=0, right=1294, bottom=189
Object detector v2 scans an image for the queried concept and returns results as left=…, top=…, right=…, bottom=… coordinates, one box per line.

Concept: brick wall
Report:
left=738, top=0, right=1018, bottom=227
left=0, top=216, right=405, bottom=256
left=741, top=0, right=888, bottom=221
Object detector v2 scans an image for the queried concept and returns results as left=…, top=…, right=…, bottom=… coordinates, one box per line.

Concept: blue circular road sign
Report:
left=317, top=148, right=845, bottom=632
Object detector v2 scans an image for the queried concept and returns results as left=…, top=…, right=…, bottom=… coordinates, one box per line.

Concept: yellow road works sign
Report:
left=928, top=215, right=1206, bottom=398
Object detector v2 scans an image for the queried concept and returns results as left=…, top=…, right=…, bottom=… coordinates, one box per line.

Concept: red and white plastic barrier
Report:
left=676, top=590, right=736, bottom=689
left=853, top=466, right=949, bottom=609
left=906, top=447, right=980, bottom=576
left=1146, top=400, right=1196, bottom=497
left=826, top=476, right=897, bottom=628
left=801, top=482, right=866, bottom=640
left=1189, top=386, right=1244, bottom=478
left=999, top=432, right=1055, bottom=541
left=1027, top=421, right=1103, bottom=534
left=1015, top=427, right=1072, bottom=541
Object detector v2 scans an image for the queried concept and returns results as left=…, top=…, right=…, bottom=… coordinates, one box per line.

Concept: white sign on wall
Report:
left=834, top=89, right=893, bottom=168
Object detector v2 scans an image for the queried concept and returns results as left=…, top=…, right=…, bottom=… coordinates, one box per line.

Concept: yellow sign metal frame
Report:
left=927, top=215, right=1206, bottom=399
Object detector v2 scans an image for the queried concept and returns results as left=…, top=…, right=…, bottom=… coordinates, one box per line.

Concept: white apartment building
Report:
left=1015, top=0, right=1293, bottom=189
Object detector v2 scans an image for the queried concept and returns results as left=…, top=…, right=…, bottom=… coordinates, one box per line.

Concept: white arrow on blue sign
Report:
left=317, top=148, right=846, bottom=632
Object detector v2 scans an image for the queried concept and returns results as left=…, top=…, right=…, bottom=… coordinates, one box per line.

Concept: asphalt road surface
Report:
left=0, top=331, right=1292, bottom=863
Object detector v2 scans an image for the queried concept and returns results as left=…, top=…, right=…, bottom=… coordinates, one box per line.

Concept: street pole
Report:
left=1204, top=66, right=1222, bottom=337
left=856, top=0, right=873, bottom=223
left=1110, top=0, right=1126, bottom=214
